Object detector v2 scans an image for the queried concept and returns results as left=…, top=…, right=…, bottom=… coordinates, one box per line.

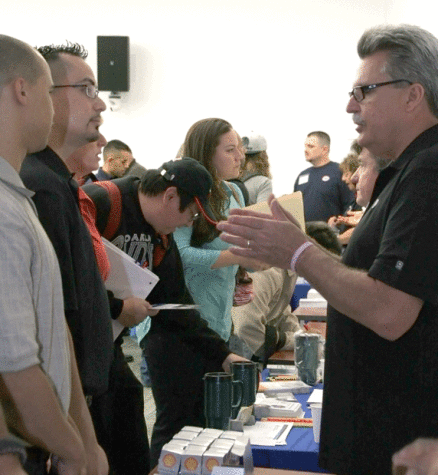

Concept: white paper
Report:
left=254, top=396, right=304, bottom=419
left=211, top=468, right=244, bottom=475
left=151, top=303, right=199, bottom=310
left=258, top=380, right=311, bottom=395
left=242, top=421, right=293, bottom=446
left=103, top=238, right=160, bottom=340
left=307, top=388, right=323, bottom=405
left=298, top=298, right=327, bottom=308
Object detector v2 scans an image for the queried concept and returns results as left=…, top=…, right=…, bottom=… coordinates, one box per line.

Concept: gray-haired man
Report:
left=219, top=24, right=438, bottom=474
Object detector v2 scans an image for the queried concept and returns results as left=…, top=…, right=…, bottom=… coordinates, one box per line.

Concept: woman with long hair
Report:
left=174, top=118, right=266, bottom=341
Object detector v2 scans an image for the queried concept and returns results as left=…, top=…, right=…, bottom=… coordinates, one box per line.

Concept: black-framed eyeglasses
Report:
left=52, top=84, right=99, bottom=99
left=349, top=79, right=412, bottom=102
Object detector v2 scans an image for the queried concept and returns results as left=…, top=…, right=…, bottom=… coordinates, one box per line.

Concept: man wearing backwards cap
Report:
left=83, top=157, right=247, bottom=467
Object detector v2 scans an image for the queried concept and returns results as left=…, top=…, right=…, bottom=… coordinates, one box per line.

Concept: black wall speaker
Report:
left=97, top=36, right=130, bottom=92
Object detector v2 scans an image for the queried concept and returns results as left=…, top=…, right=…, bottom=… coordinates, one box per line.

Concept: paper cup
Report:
left=310, top=403, right=322, bottom=443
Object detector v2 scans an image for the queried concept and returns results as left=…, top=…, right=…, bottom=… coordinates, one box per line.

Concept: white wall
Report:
left=5, top=0, right=437, bottom=195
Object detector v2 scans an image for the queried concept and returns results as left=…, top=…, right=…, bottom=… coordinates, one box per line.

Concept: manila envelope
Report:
left=244, top=191, right=305, bottom=230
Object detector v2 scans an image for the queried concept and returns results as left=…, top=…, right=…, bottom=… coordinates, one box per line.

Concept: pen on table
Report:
left=273, top=424, right=288, bottom=440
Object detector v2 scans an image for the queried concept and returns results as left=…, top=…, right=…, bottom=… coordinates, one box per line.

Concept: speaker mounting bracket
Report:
left=109, top=91, right=122, bottom=111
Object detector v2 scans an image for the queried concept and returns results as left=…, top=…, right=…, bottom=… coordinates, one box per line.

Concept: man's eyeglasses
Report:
left=52, top=84, right=99, bottom=99
left=349, top=79, right=412, bottom=102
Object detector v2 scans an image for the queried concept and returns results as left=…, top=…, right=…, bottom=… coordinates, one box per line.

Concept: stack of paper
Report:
left=254, top=394, right=304, bottom=419
left=103, top=238, right=159, bottom=300
left=103, top=238, right=160, bottom=340
left=266, top=364, right=297, bottom=376
left=258, top=380, right=311, bottom=395
left=242, top=421, right=293, bottom=446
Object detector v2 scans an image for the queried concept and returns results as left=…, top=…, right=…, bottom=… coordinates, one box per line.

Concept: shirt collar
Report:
left=368, top=124, right=438, bottom=208
left=35, top=146, right=73, bottom=180
left=389, top=124, right=438, bottom=170
left=0, top=156, right=35, bottom=199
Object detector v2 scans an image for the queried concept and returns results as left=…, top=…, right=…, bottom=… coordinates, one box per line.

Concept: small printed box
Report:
left=189, top=436, right=215, bottom=449
left=202, top=428, right=223, bottom=437
left=166, top=439, right=189, bottom=449
left=174, top=430, right=199, bottom=441
left=158, top=443, right=185, bottom=475
left=210, top=439, right=234, bottom=450
left=180, top=445, right=205, bottom=475
left=169, top=439, right=189, bottom=445
left=201, top=448, right=230, bottom=475
left=232, top=435, right=250, bottom=447
left=182, top=426, right=203, bottom=434
left=227, top=436, right=253, bottom=471
left=219, top=431, right=243, bottom=440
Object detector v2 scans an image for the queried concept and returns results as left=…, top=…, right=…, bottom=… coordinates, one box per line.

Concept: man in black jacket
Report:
left=84, top=157, right=247, bottom=467
left=20, top=43, right=114, bottom=474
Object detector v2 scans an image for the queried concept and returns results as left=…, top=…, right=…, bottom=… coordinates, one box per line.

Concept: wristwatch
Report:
left=0, top=438, right=27, bottom=465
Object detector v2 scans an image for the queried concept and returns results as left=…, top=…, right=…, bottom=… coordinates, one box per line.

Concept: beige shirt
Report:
left=0, top=157, right=71, bottom=413
left=231, top=267, right=300, bottom=355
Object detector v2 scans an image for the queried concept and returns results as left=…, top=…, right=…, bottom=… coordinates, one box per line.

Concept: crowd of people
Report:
left=1, top=22, right=438, bottom=475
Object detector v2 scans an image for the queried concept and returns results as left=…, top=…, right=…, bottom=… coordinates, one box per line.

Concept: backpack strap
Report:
left=241, top=171, right=262, bottom=183
left=93, top=181, right=123, bottom=240
left=224, top=181, right=244, bottom=207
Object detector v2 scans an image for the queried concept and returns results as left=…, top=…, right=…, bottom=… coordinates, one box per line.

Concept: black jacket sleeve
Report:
left=146, top=239, right=231, bottom=366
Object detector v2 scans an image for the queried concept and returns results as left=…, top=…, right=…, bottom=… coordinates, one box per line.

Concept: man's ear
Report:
left=12, top=77, right=29, bottom=106
left=162, top=186, right=178, bottom=205
left=405, top=83, right=425, bottom=113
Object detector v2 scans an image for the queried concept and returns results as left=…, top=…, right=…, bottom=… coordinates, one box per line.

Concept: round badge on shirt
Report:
left=322, top=175, right=330, bottom=182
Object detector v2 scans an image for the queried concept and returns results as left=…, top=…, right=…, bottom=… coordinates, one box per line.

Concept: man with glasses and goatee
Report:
left=21, top=43, right=149, bottom=475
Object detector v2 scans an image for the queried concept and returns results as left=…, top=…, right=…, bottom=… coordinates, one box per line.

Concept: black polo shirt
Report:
left=319, top=124, right=438, bottom=475
left=20, top=147, right=113, bottom=397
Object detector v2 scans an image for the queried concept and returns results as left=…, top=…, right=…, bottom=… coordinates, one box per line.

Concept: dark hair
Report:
left=37, top=43, right=88, bottom=84
left=357, top=24, right=438, bottom=118
left=305, top=221, right=342, bottom=256
left=139, top=169, right=193, bottom=211
left=339, top=152, right=360, bottom=174
left=104, top=139, right=132, bottom=156
left=37, top=42, right=88, bottom=62
left=307, top=131, right=330, bottom=150
left=243, top=150, right=272, bottom=178
left=0, top=35, right=44, bottom=86
left=182, top=118, right=234, bottom=246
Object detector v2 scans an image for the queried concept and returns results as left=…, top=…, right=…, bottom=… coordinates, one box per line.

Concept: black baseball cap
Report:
left=157, top=157, right=218, bottom=225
